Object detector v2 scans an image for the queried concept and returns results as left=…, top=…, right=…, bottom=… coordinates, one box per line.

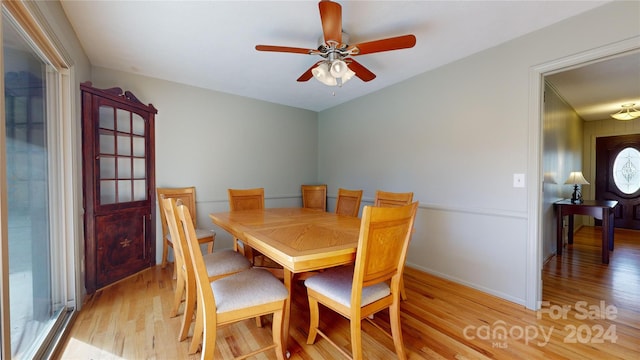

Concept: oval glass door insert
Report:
left=613, top=147, right=640, bottom=194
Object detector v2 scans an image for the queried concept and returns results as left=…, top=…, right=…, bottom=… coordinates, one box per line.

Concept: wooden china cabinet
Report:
left=80, top=82, right=157, bottom=293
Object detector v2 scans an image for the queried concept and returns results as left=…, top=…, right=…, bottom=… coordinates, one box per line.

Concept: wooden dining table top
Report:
left=209, top=207, right=362, bottom=273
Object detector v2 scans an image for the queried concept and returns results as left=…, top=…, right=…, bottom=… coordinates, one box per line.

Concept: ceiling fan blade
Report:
left=297, top=62, right=322, bottom=82
left=346, top=58, right=376, bottom=82
left=319, top=0, right=342, bottom=45
left=349, top=34, right=416, bottom=55
left=256, top=45, right=317, bottom=54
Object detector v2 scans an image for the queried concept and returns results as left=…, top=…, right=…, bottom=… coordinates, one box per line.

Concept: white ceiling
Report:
left=60, top=0, right=638, bottom=117
left=546, top=52, right=640, bottom=121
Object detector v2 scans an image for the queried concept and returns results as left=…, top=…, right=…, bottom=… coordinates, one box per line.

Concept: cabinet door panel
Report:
left=95, top=209, right=149, bottom=288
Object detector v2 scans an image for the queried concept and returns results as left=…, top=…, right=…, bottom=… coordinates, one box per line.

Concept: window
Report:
left=1, top=3, right=76, bottom=358
left=613, top=147, right=640, bottom=195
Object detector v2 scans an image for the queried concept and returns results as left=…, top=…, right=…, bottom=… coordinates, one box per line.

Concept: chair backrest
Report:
left=335, top=188, right=363, bottom=217
left=301, top=184, right=327, bottom=211
left=161, top=197, right=191, bottom=291
left=157, top=187, right=199, bottom=240
left=228, top=188, right=265, bottom=211
left=352, top=202, right=418, bottom=297
left=373, top=190, right=414, bottom=208
left=176, top=201, right=219, bottom=355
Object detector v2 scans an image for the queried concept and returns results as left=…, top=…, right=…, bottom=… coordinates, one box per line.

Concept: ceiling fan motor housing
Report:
left=317, top=32, right=350, bottom=52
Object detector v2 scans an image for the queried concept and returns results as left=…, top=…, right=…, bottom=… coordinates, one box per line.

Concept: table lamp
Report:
left=564, top=171, right=589, bottom=204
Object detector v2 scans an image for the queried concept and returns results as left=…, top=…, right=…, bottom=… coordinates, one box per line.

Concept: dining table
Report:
left=209, top=207, right=362, bottom=351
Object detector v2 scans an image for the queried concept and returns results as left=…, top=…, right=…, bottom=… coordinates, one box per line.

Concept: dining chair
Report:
left=335, top=188, right=363, bottom=217
left=227, top=187, right=264, bottom=255
left=304, top=202, right=418, bottom=360
left=227, top=188, right=282, bottom=274
left=161, top=197, right=251, bottom=353
left=373, top=189, right=414, bottom=300
left=157, top=187, right=215, bottom=269
left=227, top=187, right=265, bottom=212
left=177, top=201, right=289, bottom=360
left=227, top=187, right=264, bottom=256
left=373, top=190, right=414, bottom=208
left=302, top=184, right=327, bottom=211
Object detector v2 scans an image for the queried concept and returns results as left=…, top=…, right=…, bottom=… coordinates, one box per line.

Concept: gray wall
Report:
left=317, top=1, right=640, bottom=305
left=541, top=82, right=584, bottom=260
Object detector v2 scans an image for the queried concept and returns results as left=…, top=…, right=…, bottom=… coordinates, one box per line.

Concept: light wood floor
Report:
left=57, top=226, right=640, bottom=359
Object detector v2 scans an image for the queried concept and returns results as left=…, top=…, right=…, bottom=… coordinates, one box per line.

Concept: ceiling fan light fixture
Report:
left=312, top=62, right=337, bottom=86
left=610, top=103, right=640, bottom=121
left=313, top=60, right=355, bottom=87
left=340, top=67, right=356, bottom=84
left=329, top=59, right=348, bottom=77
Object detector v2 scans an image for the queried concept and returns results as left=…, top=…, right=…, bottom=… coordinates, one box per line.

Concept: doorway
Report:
left=525, top=37, right=640, bottom=310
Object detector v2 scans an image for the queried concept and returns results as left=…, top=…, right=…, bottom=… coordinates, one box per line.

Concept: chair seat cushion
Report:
left=304, top=265, right=390, bottom=308
left=212, top=268, right=288, bottom=313
left=203, top=250, right=251, bottom=278
left=167, top=227, right=215, bottom=242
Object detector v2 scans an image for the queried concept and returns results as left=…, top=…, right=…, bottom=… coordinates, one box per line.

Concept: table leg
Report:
left=282, top=268, right=293, bottom=352
left=609, top=210, right=615, bottom=251
left=602, top=209, right=610, bottom=264
left=567, top=215, right=574, bottom=244
left=557, top=211, right=563, bottom=256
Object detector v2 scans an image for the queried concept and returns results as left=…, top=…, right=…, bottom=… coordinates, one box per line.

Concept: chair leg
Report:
left=201, top=234, right=215, bottom=254
left=400, top=277, right=408, bottom=301
left=306, top=296, right=319, bottom=344
left=389, top=302, right=407, bottom=360
left=272, top=307, right=286, bottom=360
left=189, top=306, right=203, bottom=354
left=200, top=315, right=216, bottom=360
left=350, top=317, right=364, bottom=360
left=180, top=278, right=196, bottom=342
left=233, top=237, right=243, bottom=254
left=161, top=239, right=171, bottom=268
left=170, top=272, right=185, bottom=318
left=244, top=245, right=255, bottom=264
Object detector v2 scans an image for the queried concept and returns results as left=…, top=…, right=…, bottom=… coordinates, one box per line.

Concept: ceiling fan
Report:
left=255, top=0, right=416, bottom=87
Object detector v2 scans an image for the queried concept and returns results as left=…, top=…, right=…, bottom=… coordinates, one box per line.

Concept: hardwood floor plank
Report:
left=58, top=226, right=640, bottom=359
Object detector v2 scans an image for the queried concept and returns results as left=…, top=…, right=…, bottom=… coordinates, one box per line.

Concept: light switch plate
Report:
left=513, top=173, right=525, bottom=188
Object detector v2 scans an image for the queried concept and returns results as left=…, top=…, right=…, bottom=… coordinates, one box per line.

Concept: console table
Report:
left=555, top=199, right=618, bottom=264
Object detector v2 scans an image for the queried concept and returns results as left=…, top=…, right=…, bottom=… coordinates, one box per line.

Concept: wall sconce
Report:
left=564, top=171, right=589, bottom=204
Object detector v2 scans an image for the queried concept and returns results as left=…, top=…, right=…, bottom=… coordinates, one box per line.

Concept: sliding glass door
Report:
left=2, top=8, right=75, bottom=358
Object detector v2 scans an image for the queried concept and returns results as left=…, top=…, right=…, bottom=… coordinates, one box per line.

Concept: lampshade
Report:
left=312, top=59, right=355, bottom=87
left=330, top=59, right=348, bottom=77
left=610, top=103, right=640, bottom=121
left=564, top=171, right=590, bottom=185
left=340, top=67, right=355, bottom=83
left=312, top=62, right=337, bottom=86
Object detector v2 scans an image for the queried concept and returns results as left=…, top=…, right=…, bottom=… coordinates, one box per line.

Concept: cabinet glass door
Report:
left=98, top=104, right=147, bottom=205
